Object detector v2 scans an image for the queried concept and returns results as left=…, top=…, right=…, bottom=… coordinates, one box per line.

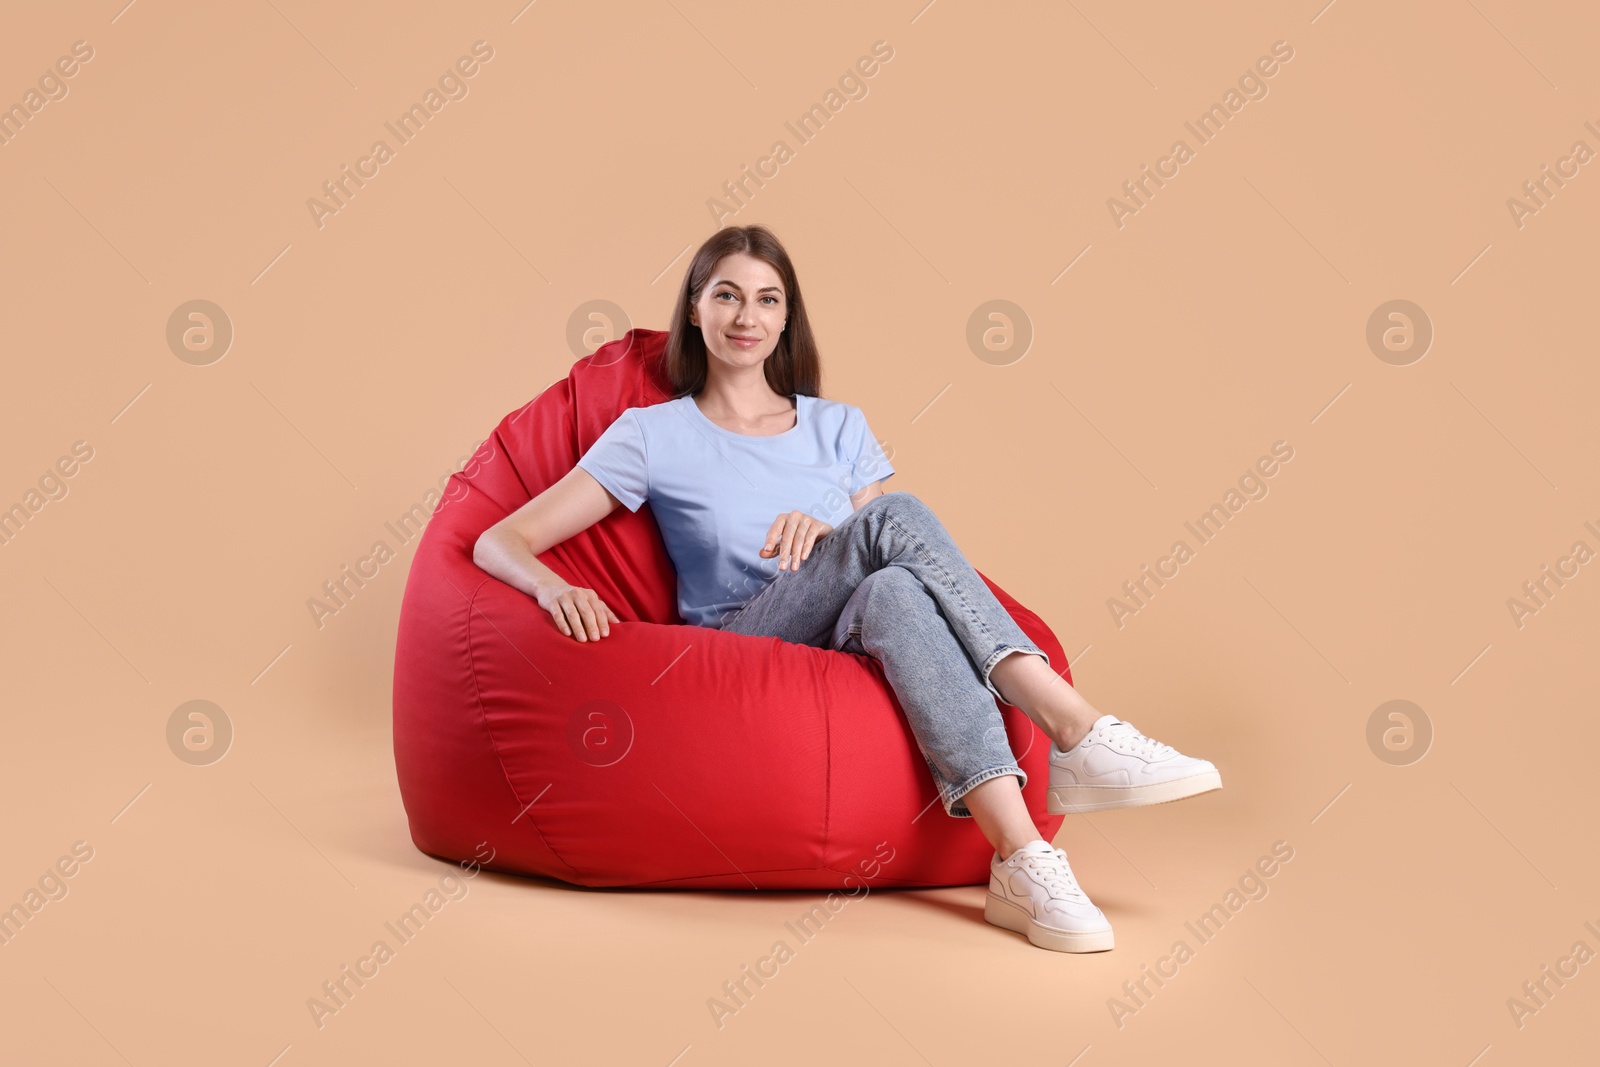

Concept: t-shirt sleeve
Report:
left=841, top=405, right=895, bottom=495
left=575, top=408, right=649, bottom=512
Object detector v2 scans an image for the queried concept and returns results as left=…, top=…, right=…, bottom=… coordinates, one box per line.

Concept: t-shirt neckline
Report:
left=684, top=392, right=805, bottom=440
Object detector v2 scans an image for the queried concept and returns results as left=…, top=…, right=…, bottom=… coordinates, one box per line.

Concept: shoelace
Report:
left=1018, top=848, right=1088, bottom=901
left=1098, top=718, right=1175, bottom=760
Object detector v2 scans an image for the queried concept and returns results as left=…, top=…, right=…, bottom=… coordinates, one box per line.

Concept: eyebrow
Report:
left=709, top=279, right=784, bottom=295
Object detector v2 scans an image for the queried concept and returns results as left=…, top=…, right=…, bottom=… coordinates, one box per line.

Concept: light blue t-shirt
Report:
left=575, top=393, right=895, bottom=628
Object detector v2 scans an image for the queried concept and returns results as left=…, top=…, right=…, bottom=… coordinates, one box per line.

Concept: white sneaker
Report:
left=1047, top=714, right=1221, bottom=814
left=983, top=840, right=1114, bottom=952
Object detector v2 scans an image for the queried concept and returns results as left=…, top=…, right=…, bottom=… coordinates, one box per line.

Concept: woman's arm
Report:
left=473, top=466, right=623, bottom=640
left=760, top=477, right=890, bottom=572
left=849, top=478, right=889, bottom=512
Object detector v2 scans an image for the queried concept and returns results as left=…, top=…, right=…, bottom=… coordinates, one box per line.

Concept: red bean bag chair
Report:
left=392, top=328, right=1071, bottom=889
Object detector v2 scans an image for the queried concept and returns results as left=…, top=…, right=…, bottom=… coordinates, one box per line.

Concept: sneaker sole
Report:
left=984, top=891, right=1115, bottom=952
left=1047, top=769, right=1222, bottom=814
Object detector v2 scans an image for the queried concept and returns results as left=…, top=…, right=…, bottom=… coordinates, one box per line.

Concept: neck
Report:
left=696, top=367, right=791, bottom=417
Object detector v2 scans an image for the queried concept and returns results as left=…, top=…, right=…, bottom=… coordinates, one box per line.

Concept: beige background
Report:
left=2, top=1, right=1597, bottom=1064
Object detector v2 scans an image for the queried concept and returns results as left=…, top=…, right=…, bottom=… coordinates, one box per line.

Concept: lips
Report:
left=728, top=335, right=762, bottom=348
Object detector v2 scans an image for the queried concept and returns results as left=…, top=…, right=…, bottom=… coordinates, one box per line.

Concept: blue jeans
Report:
left=716, top=491, right=1051, bottom=818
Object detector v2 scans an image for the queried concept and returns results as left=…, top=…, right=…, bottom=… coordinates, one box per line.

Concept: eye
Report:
left=762, top=295, right=780, bottom=305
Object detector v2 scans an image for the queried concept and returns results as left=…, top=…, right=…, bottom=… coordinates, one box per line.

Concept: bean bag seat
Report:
left=392, top=328, right=1071, bottom=889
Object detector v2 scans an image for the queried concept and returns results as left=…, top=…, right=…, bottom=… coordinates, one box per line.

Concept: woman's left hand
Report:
left=760, top=510, right=833, bottom=571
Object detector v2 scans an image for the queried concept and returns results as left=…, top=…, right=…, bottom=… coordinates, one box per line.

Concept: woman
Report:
left=472, top=225, right=1221, bottom=953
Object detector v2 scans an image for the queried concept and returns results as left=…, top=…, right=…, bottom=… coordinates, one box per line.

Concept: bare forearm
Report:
left=473, top=527, right=562, bottom=598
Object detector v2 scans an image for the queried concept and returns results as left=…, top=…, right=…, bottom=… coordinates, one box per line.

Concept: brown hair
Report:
left=664, top=225, right=822, bottom=399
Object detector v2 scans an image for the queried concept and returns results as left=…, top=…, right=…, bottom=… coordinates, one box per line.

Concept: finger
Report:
left=579, top=590, right=612, bottom=637
left=574, top=598, right=600, bottom=640
left=792, top=516, right=818, bottom=568
left=789, top=520, right=814, bottom=569
left=802, top=524, right=831, bottom=560
left=560, top=598, right=587, bottom=641
left=780, top=512, right=804, bottom=569
left=586, top=594, right=611, bottom=637
left=549, top=602, right=572, bottom=637
left=563, top=601, right=588, bottom=643
left=797, top=525, right=821, bottom=566
left=762, top=516, right=785, bottom=558
left=603, top=602, right=621, bottom=625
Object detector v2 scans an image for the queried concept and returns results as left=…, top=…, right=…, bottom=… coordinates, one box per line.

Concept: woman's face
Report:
left=689, top=252, right=788, bottom=375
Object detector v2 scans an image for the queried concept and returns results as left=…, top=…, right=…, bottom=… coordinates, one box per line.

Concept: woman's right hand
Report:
left=535, top=580, right=620, bottom=641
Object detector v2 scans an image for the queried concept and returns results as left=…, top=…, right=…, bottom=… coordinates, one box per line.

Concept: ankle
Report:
left=1053, top=720, right=1092, bottom=752
left=1040, top=703, right=1100, bottom=753
left=998, top=837, right=1045, bottom=862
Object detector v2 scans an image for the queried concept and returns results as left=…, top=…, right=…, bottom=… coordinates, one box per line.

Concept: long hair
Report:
left=664, top=225, right=822, bottom=399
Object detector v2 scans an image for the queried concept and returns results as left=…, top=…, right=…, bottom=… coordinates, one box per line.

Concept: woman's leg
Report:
left=720, top=492, right=1052, bottom=705
left=720, top=495, right=1119, bottom=950
left=989, top=652, right=1107, bottom=751
left=829, top=565, right=1113, bottom=958
left=720, top=492, right=1061, bottom=827
left=822, top=565, right=1033, bottom=823
left=821, top=493, right=1105, bottom=754
left=954, top=772, right=1043, bottom=859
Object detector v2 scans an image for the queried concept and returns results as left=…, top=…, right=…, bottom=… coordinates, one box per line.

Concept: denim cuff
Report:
left=979, top=645, right=1051, bottom=705
left=943, top=764, right=1028, bottom=818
